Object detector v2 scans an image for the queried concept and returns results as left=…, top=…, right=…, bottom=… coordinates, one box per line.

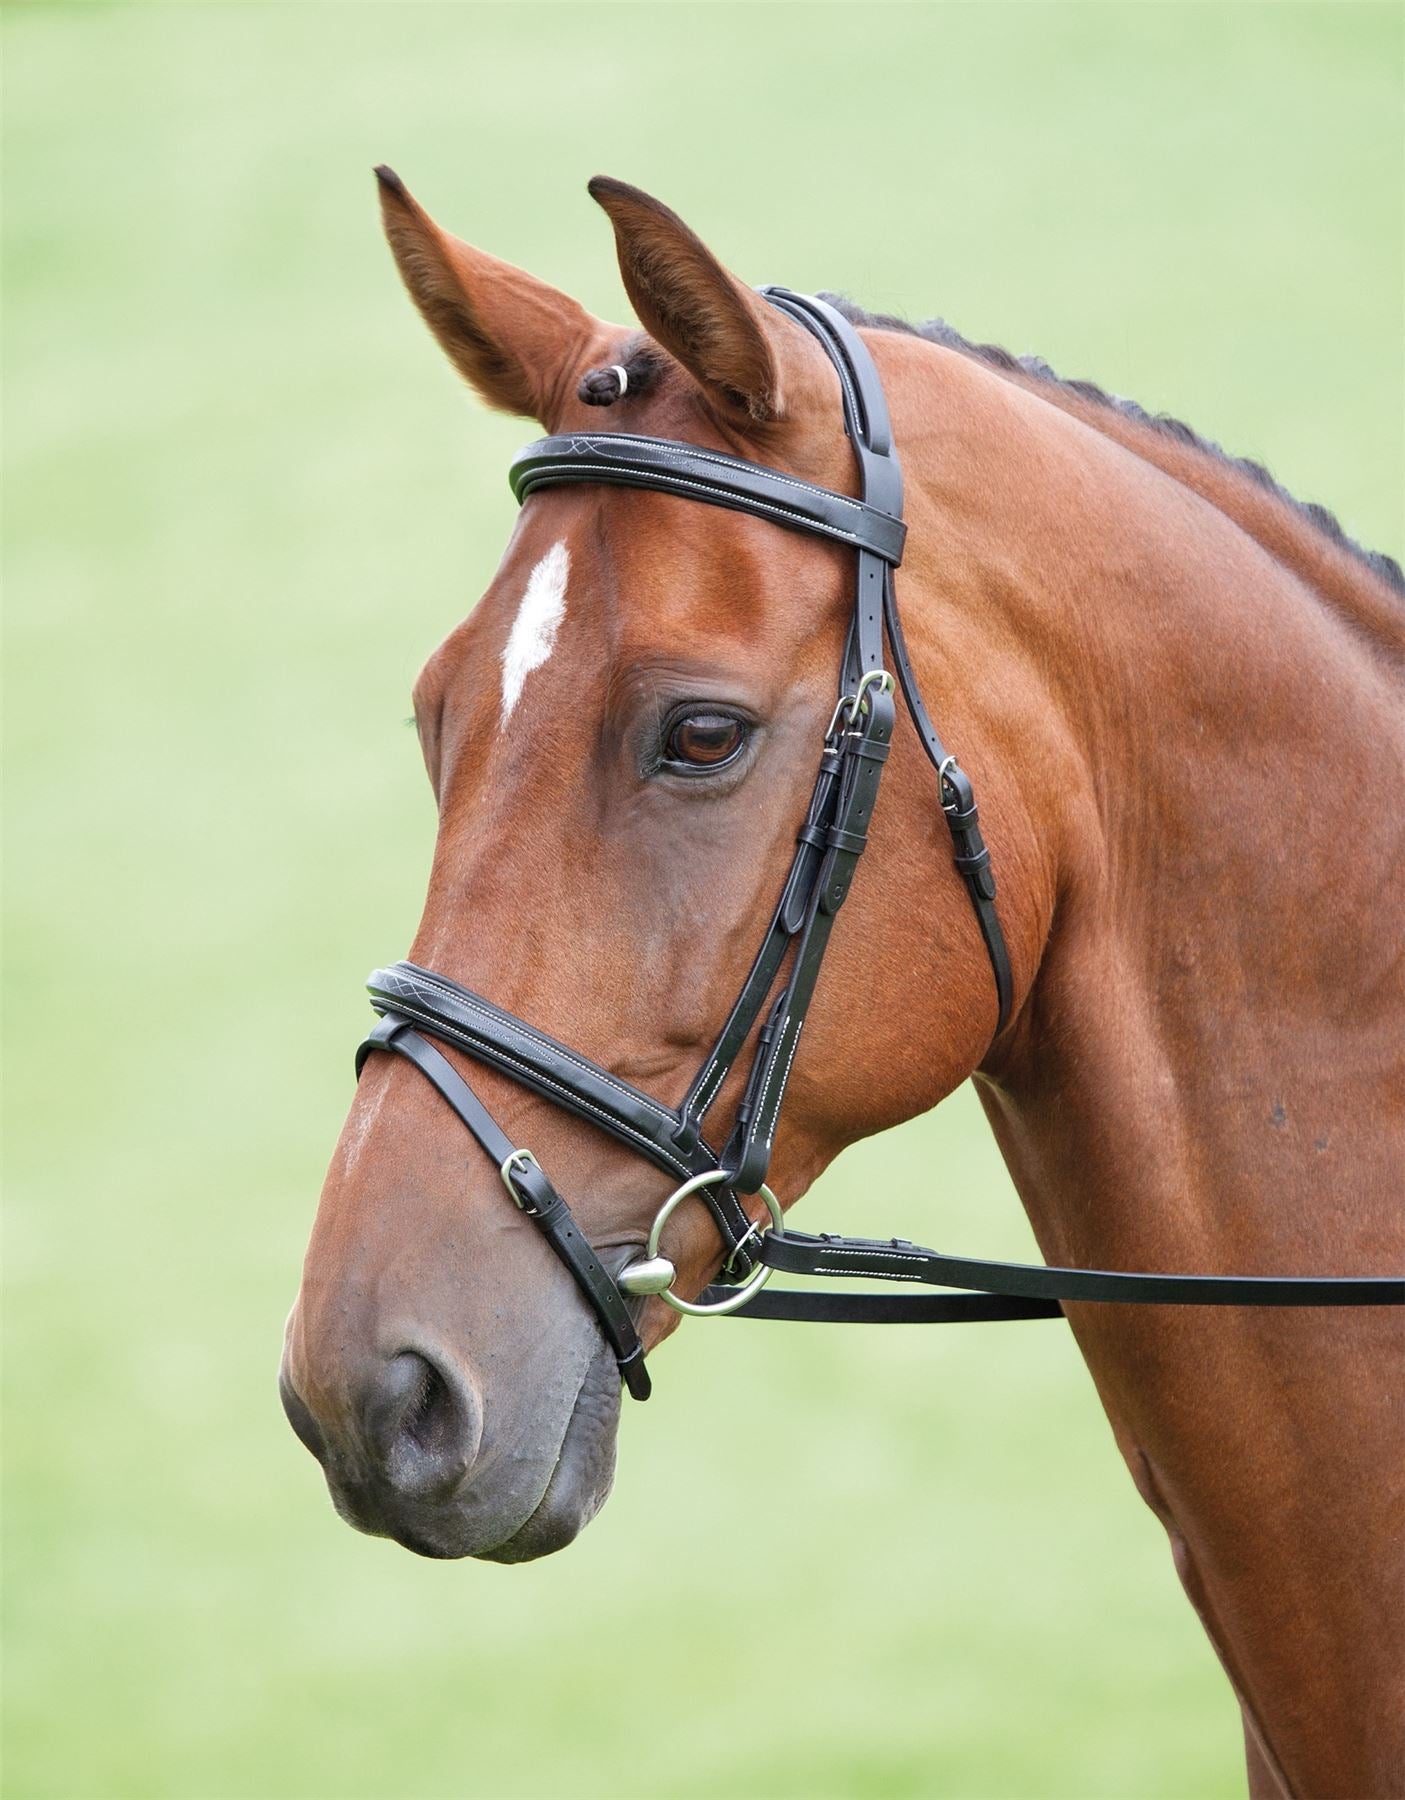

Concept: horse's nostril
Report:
left=399, top=1356, right=455, bottom=1457
left=369, top=1350, right=480, bottom=1499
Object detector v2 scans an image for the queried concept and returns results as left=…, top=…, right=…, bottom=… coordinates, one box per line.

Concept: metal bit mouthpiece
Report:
left=619, top=1255, right=678, bottom=1296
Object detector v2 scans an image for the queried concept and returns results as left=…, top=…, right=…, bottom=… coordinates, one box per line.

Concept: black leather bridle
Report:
left=357, top=289, right=1402, bottom=1402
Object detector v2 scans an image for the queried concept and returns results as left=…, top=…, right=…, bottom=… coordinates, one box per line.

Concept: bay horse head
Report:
left=280, top=173, right=1023, bottom=1560
left=281, top=166, right=1405, bottom=1798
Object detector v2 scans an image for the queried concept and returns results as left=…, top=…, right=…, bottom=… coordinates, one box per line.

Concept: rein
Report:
left=357, top=289, right=1403, bottom=1403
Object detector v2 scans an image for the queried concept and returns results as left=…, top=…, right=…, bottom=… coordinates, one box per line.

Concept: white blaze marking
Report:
left=500, top=540, right=569, bottom=723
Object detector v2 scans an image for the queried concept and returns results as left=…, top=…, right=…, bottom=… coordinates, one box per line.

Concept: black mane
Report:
left=821, top=295, right=1403, bottom=595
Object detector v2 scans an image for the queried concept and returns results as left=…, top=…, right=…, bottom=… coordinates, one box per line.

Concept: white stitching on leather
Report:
left=804, top=1243, right=930, bottom=1266
left=559, top=434, right=869, bottom=515
left=390, top=967, right=665, bottom=1119
left=814, top=1265, right=926, bottom=1282
left=758, top=1012, right=803, bottom=1151
left=530, top=464, right=871, bottom=546
left=690, top=1055, right=728, bottom=1113
left=379, top=997, right=693, bottom=1179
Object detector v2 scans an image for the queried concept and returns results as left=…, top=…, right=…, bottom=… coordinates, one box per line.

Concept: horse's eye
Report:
left=663, top=711, right=747, bottom=770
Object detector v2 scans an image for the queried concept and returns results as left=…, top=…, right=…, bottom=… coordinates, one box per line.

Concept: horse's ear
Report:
left=588, top=176, right=824, bottom=427
left=376, top=167, right=608, bottom=424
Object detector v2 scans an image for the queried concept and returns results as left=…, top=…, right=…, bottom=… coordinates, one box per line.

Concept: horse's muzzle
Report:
left=279, top=1333, right=619, bottom=1561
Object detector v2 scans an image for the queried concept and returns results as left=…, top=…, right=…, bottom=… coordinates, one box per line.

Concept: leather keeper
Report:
left=845, top=735, right=892, bottom=765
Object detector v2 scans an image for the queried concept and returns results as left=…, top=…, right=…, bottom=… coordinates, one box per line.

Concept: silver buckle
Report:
left=720, top=1219, right=762, bottom=1281
left=825, top=668, right=894, bottom=744
left=499, top=1148, right=541, bottom=1210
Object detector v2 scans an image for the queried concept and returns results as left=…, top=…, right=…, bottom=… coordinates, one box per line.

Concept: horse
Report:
left=280, top=171, right=1404, bottom=1797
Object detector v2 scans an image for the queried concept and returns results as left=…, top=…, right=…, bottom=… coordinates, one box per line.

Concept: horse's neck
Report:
left=895, top=338, right=1404, bottom=1788
left=999, top=363, right=1405, bottom=663
left=989, top=543, right=1403, bottom=1276
left=902, top=351, right=1405, bottom=1272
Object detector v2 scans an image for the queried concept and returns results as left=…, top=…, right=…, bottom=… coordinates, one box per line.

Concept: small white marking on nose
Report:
left=500, top=540, right=569, bottom=723
left=342, top=1078, right=387, bottom=1177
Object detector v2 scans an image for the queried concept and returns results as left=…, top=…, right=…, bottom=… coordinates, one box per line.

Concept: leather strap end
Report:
left=617, top=1344, right=652, bottom=1401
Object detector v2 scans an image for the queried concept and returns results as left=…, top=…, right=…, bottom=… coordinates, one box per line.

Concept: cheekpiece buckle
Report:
left=825, top=668, right=895, bottom=745
left=939, top=753, right=972, bottom=815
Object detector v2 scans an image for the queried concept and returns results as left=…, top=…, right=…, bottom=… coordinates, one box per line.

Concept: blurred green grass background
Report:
left=5, top=4, right=1401, bottom=1797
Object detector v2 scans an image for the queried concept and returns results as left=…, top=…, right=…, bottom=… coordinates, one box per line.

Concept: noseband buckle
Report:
left=500, top=1148, right=543, bottom=1211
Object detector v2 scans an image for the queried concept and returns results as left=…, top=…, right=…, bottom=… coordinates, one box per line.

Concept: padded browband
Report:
left=510, top=432, right=908, bottom=566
